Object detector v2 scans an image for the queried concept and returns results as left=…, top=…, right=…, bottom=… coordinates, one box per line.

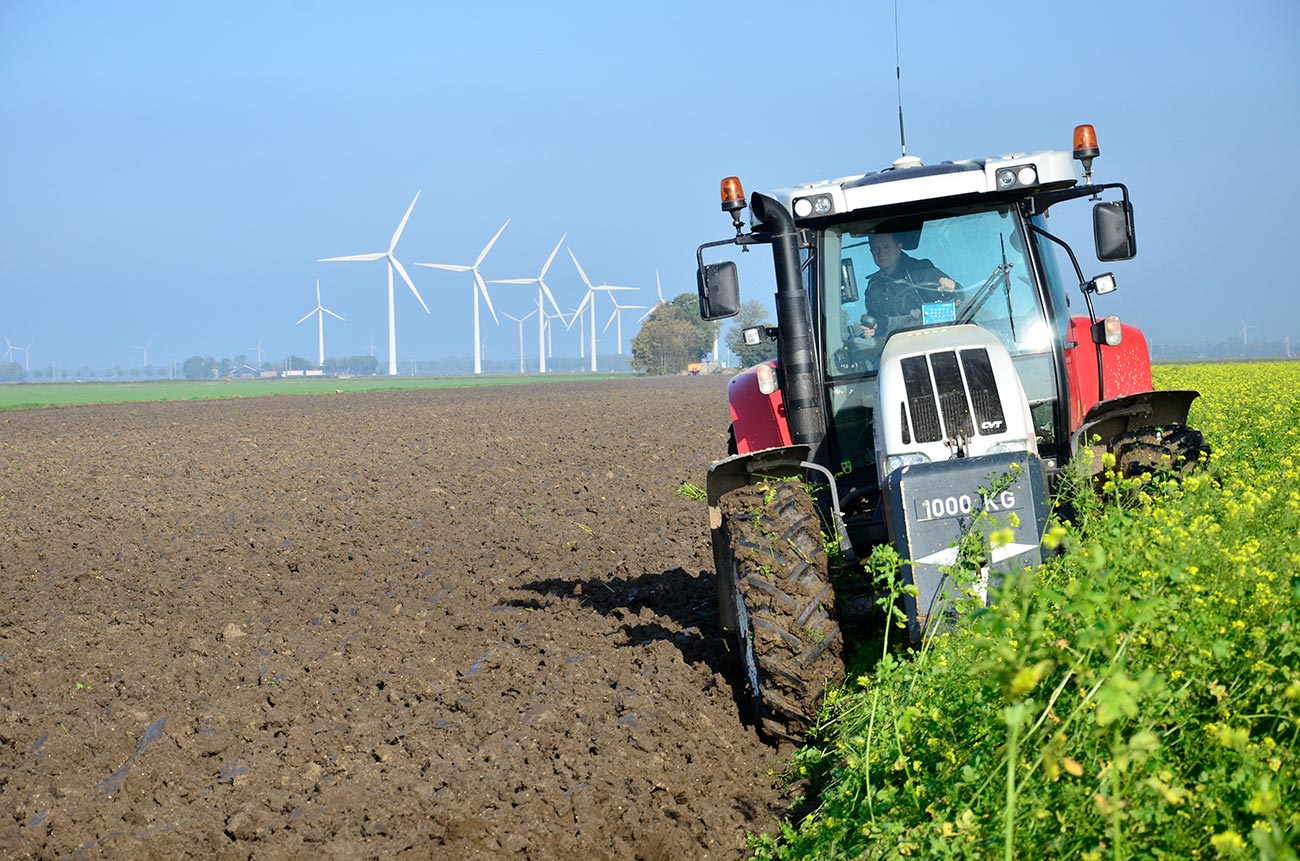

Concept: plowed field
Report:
left=0, top=377, right=799, bottom=860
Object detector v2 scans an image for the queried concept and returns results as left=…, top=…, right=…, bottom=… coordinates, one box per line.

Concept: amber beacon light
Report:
left=720, top=176, right=746, bottom=213
left=1073, top=124, right=1100, bottom=181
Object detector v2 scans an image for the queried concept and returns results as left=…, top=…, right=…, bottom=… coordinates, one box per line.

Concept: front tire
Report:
left=1113, top=425, right=1210, bottom=478
left=718, top=481, right=844, bottom=742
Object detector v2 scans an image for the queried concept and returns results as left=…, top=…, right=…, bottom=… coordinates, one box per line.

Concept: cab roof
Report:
left=763, top=149, right=1079, bottom=224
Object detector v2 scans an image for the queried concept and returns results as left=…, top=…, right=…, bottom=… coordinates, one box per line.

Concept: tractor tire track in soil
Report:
left=0, top=377, right=802, bottom=860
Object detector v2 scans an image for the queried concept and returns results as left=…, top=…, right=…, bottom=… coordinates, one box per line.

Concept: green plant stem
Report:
left=864, top=687, right=879, bottom=825
left=1005, top=711, right=1020, bottom=861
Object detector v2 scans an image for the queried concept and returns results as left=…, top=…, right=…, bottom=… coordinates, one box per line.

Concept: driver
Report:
left=864, top=233, right=959, bottom=322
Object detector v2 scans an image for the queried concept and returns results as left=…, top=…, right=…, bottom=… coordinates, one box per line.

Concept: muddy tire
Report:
left=718, top=482, right=843, bottom=742
left=1113, top=425, right=1210, bottom=478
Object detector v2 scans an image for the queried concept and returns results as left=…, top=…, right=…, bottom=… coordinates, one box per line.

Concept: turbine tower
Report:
left=490, top=233, right=570, bottom=373
left=416, top=220, right=511, bottom=375
left=319, top=192, right=429, bottom=376
left=296, top=279, right=345, bottom=366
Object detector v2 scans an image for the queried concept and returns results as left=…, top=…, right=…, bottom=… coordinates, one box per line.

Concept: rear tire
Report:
left=1113, top=425, right=1209, bottom=478
left=718, top=481, right=843, bottom=742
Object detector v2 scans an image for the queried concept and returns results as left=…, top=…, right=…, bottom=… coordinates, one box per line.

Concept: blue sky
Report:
left=2, top=1, right=1297, bottom=373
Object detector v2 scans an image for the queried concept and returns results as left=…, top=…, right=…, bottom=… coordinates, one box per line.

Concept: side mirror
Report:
left=1094, top=200, right=1136, bottom=261
left=698, top=261, right=740, bottom=320
left=840, top=258, right=859, bottom=303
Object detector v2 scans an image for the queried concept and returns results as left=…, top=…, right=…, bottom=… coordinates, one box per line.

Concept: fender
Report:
left=705, top=445, right=810, bottom=633
left=728, top=362, right=793, bottom=453
left=1070, top=389, right=1201, bottom=474
left=1063, top=316, right=1154, bottom=432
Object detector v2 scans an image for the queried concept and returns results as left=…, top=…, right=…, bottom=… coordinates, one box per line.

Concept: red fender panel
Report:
left=728, top=363, right=793, bottom=453
left=1064, top=316, right=1154, bottom=433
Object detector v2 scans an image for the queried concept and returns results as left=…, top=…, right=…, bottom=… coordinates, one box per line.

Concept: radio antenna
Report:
left=894, top=0, right=907, bottom=157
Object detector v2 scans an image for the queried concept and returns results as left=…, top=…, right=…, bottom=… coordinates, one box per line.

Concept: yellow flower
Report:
left=1210, top=830, right=1246, bottom=853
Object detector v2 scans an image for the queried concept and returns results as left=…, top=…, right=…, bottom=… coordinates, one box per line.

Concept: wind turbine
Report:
left=297, top=279, right=345, bottom=366
left=489, top=233, right=570, bottom=373
left=132, top=341, right=150, bottom=370
left=320, top=192, right=429, bottom=376
left=637, top=269, right=667, bottom=323
left=6, top=340, right=32, bottom=371
left=415, top=219, right=511, bottom=375
left=248, top=338, right=266, bottom=371
left=602, top=292, right=646, bottom=354
left=502, top=310, right=538, bottom=374
left=567, top=248, right=635, bottom=371
left=1239, top=319, right=1255, bottom=350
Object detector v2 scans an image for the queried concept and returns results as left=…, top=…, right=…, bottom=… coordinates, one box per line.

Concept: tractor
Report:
left=695, top=125, right=1207, bottom=741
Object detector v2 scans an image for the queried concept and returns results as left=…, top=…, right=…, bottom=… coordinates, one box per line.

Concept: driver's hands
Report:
left=938, top=276, right=956, bottom=292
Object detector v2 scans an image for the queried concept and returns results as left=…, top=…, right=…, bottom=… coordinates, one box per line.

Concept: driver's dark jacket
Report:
left=865, top=253, right=954, bottom=321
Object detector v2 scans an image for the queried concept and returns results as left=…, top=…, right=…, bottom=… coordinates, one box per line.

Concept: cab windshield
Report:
left=816, top=206, right=1059, bottom=487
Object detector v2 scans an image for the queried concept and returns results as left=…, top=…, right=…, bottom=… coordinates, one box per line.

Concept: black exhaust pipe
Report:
left=750, top=193, right=825, bottom=452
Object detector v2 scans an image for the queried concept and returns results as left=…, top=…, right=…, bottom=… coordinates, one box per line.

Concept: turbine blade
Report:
left=540, top=233, right=567, bottom=277
left=540, top=281, right=566, bottom=319
left=489, top=277, right=539, bottom=285
left=389, top=191, right=421, bottom=251
left=603, top=308, right=618, bottom=334
left=324, top=308, right=346, bottom=321
left=320, top=252, right=385, bottom=262
left=391, top=255, right=430, bottom=314
left=567, top=248, right=594, bottom=289
left=475, top=219, right=510, bottom=267
left=414, top=262, right=471, bottom=272
left=296, top=309, right=316, bottom=325
left=656, top=269, right=664, bottom=301
left=476, top=272, right=499, bottom=325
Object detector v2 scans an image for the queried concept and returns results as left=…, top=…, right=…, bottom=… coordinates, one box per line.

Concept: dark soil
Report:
left=0, top=377, right=801, bottom=860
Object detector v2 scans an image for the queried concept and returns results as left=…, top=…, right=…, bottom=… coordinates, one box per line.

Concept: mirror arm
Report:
left=1026, top=181, right=1129, bottom=217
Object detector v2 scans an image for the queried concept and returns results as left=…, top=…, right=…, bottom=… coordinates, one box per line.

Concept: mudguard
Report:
left=883, top=451, right=1049, bottom=643
left=1071, top=389, right=1200, bottom=474
left=706, top=445, right=811, bottom=632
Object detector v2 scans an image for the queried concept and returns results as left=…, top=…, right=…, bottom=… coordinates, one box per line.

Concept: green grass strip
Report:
left=0, top=373, right=625, bottom=410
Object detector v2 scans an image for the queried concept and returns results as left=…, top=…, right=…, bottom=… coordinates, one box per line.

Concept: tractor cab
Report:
left=818, top=205, right=1071, bottom=516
